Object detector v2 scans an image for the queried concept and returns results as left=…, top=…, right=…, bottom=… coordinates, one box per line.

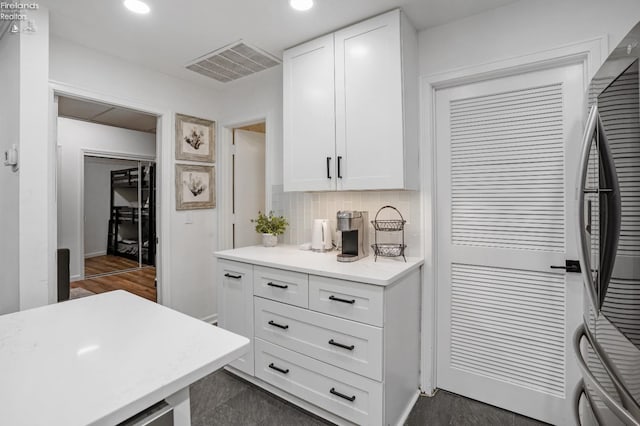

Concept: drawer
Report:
left=255, top=338, right=382, bottom=426
left=253, top=266, right=309, bottom=308
left=309, top=276, right=384, bottom=327
left=254, top=297, right=383, bottom=381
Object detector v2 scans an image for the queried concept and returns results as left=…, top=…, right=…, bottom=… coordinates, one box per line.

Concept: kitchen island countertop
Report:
left=0, top=290, right=249, bottom=426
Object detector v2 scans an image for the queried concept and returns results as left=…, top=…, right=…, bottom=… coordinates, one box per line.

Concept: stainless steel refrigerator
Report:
left=574, top=22, right=640, bottom=426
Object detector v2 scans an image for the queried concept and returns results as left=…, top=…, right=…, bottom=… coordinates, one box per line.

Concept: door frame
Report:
left=419, top=37, right=607, bottom=394
left=79, top=151, right=156, bottom=279
left=218, top=115, right=272, bottom=251
left=50, top=81, right=171, bottom=306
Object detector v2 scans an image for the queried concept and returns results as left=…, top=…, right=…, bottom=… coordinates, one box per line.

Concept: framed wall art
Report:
left=175, top=164, right=215, bottom=210
left=175, top=113, right=215, bottom=163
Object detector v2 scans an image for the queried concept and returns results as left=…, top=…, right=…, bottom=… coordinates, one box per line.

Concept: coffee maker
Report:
left=336, top=211, right=369, bottom=262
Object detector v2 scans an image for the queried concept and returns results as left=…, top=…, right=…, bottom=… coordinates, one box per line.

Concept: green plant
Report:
left=251, top=211, right=289, bottom=236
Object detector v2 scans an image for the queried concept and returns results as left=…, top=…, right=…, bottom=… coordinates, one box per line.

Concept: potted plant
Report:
left=251, top=211, right=288, bottom=247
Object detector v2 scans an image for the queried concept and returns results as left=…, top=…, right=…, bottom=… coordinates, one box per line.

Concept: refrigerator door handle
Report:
left=595, top=113, right=622, bottom=308
left=573, top=323, right=640, bottom=425
left=574, top=379, right=607, bottom=426
left=576, top=105, right=600, bottom=313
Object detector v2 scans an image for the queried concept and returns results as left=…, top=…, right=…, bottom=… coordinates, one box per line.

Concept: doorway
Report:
left=232, top=122, right=266, bottom=248
left=433, top=64, right=585, bottom=424
left=56, top=95, right=159, bottom=302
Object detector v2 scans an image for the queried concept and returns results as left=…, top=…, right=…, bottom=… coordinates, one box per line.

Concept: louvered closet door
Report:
left=435, top=64, right=585, bottom=426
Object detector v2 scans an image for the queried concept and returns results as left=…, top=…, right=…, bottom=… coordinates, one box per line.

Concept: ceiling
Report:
left=58, top=96, right=157, bottom=133
left=46, top=0, right=518, bottom=89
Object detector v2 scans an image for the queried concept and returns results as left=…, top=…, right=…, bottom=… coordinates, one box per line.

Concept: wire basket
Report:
left=371, top=243, right=406, bottom=258
left=371, top=219, right=406, bottom=232
left=370, top=205, right=406, bottom=262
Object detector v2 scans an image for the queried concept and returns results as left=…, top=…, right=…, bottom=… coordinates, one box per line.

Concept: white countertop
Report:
left=0, top=291, right=249, bottom=426
left=215, top=245, right=423, bottom=286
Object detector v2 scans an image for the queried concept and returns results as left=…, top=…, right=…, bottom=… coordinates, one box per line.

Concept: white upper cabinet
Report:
left=283, top=34, right=336, bottom=192
left=283, top=9, right=419, bottom=192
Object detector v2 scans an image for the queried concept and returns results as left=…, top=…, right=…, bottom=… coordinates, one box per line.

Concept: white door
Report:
left=283, top=34, right=336, bottom=192
left=233, top=129, right=265, bottom=248
left=435, top=64, right=585, bottom=425
left=334, top=10, right=404, bottom=190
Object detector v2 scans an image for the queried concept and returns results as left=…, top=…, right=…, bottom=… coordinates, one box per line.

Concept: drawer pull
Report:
left=329, top=295, right=355, bottom=304
left=268, top=320, right=289, bottom=330
left=224, top=273, right=242, bottom=279
left=328, top=339, right=355, bottom=351
left=330, top=387, right=356, bottom=402
left=267, top=282, right=289, bottom=289
left=268, top=363, right=289, bottom=374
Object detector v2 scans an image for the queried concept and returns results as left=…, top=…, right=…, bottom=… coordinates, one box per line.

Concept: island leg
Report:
left=166, top=387, right=191, bottom=425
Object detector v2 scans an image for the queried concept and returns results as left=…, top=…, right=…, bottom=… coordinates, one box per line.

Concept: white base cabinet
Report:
left=217, top=259, right=254, bottom=376
left=216, top=259, right=422, bottom=426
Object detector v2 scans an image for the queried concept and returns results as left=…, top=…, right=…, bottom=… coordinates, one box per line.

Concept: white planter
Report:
left=262, top=233, right=278, bottom=247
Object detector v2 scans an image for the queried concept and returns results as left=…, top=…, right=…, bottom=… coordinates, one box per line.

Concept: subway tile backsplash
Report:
left=271, top=185, right=422, bottom=257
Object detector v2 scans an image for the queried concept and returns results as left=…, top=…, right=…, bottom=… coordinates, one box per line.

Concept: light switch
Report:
left=185, top=211, right=193, bottom=224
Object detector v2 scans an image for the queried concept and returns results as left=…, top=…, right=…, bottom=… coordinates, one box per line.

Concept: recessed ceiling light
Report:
left=124, top=0, right=150, bottom=14
left=289, top=0, right=313, bottom=12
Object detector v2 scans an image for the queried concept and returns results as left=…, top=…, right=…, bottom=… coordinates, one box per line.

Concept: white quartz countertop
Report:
left=0, top=290, right=249, bottom=426
left=215, top=245, right=423, bottom=286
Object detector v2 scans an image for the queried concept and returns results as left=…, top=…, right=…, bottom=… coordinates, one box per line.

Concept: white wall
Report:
left=0, top=30, right=21, bottom=314
left=418, top=0, right=640, bottom=77
left=50, top=37, right=223, bottom=320
left=19, top=7, right=52, bottom=310
left=57, top=118, right=155, bottom=279
left=221, top=66, right=283, bottom=186
left=84, top=157, right=142, bottom=259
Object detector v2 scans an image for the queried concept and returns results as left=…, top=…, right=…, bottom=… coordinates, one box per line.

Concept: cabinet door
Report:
left=335, top=10, right=405, bottom=190
left=283, top=34, right=336, bottom=192
left=218, top=259, right=254, bottom=375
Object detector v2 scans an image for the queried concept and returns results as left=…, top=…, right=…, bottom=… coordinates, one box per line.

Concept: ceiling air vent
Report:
left=186, top=40, right=281, bottom=83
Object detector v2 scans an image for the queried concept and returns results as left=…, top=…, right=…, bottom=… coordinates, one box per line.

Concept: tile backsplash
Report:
left=271, top=185, right=422, bottom=257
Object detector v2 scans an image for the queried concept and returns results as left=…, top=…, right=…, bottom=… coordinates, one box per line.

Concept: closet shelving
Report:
left=107, top=166, right=156, bottom=266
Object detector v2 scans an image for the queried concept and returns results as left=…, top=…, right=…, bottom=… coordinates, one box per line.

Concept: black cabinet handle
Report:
left=329, top=295, right=355, bottom=304
left=329, top=339, right=355, bottom=351
left=337, top=156, right=343, bottom=179
left=550, top=260, right=581, bottom=273
left=224, top=273, right=242, bottom=279
left=268, top=320, right=289, bottom=330
left=267, top=282, right=289, bottom=289
left=326, top=157, right=332, bottom=179
left=268, top=363, right=289, bottom=374
left=330, top=387, right=355, bottom=402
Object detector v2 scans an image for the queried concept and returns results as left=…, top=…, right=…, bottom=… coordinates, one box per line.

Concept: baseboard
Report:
left=70, top=274, right=82, bottom=282
left=201, top=313, right=218, bottom=325
left=397, top=389, right=421, bottom=425
left=84, top=251, right=106, bottom=258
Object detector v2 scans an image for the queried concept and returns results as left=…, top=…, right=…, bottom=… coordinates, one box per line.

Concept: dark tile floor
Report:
left=190, top=369, right=549, bottom=426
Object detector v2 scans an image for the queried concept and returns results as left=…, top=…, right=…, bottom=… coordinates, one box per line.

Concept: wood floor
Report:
left=75, top=255, right=156, bottom=301
left=85, top=255, right=140, bottom=276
